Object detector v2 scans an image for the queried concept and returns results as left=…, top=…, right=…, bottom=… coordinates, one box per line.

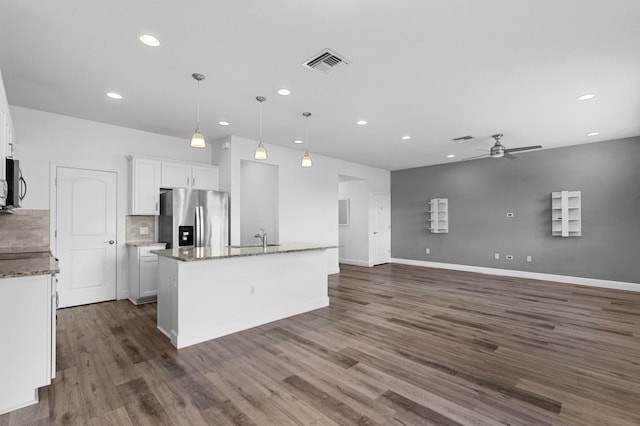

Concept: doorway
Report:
left=338, top=175, right=370, bottom=266
left=371, top=192, right=390, bottom=265
left=54, top=167, right=117, bottom=308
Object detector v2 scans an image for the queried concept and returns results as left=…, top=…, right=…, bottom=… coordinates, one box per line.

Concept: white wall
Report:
left=338, top=179, right=370, bottom=266
left=240, top=160, right=279, bottom=245
left=222, top=135, right=390, bottom=274
left=10, top=106, right=214, bottom=299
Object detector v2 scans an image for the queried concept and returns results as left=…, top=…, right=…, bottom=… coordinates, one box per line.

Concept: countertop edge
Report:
left=152, top=243, right=337, bottom=262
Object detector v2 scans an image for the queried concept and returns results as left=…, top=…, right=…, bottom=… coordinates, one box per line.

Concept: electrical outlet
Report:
left=506, top=255, right=514, bottom=260
left=139, top=227, right=149, bottom=235
left=494, top=253, right=500, bottom=260
left=526, top=255, right=532, bottom=263
left=506, top=212, right=514, bottom=218
left=425, top=248, right=430, bottom=255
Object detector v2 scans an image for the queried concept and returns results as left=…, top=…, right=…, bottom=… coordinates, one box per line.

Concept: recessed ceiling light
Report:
left=218, top=121, right=230, bottom=126
left=139, top=34, right=160, bottom=47
left=105, top=92, right=123, bottom=100
left=401, top=136, right=411, bottom=140
left=293, top=139, right=303, bottom=144
left=577, top=93, right=595, bottom=101
left=277, top=88, right=291, bottom=96
left=447, top=154, right=456, bottom=158
left=586, top=132, right=599, bottom=137
left=357, top=120, right=367, bottom=125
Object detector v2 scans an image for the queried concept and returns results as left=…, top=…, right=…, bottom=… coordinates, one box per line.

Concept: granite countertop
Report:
left=126, top=241, right=167, bottom=247
left=0, top=247, right=60, bottom=278
left=152, top=242, right=337, bottom=262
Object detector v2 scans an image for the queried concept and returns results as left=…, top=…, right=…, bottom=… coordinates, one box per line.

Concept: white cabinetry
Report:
left=428, top=198, right=449, bottom=233
left=1, top=67, right=13, bottom=188
left=129, top=157, right=161, bottom=215
left=552, top=190, right=581, bottom=237
left=128, top=243, right=166, bottom=304
left=0, top=274, right=56, bottom=415
left=161, top=161, right=219, bottom=190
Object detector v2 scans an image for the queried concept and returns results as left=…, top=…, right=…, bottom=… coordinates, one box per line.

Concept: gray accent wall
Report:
left=391, top=137, right=640, bottom=283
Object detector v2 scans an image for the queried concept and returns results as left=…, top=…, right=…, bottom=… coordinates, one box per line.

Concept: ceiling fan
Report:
left=467, top=134, right=543, bottom=160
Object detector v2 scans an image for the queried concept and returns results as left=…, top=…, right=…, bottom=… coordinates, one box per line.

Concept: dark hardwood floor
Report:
left=2, top=263, right=640, bottom=425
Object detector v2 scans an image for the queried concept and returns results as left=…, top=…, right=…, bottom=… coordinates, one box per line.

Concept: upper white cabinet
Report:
left=161, top=161, right=219, bottom=191
left=161, top=162, right=191, bottom=188
left=552, top=190, right=581, bottom=237
left=130, top=157, right=161, bottom=215
left=130, top=156, right=219, bottom=215
left=428, top=198, right=449, bottom=233
left=0, top=67, right=13, bottom=185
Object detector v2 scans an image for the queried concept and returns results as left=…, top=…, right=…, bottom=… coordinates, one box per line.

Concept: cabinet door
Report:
left=191, top=165, right=219, bottom=190
left=161, top=162, right=191, bottom=188
left=131, top=158, right=161, bottom=215
left=0, top=110, right=7, bottom=183
left=140, top=256, right=159, bottom=297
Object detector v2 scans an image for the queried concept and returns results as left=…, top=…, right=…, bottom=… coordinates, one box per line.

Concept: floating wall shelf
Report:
left=552, top=190, right=581, bottom=237
left=428, top=198, right=449, bottom=233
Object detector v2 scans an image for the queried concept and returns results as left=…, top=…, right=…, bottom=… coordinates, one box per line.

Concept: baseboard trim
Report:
left=339, top=258, right=371, bottom=267
left=328, top=266, right=341, bottom=275
left=390, top=258, right=640, bottom=293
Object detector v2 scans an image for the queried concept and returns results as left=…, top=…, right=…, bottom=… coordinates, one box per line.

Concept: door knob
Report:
left=108, top=240, right=115, bottom=245
left=373, top=232, right=378, bottom=235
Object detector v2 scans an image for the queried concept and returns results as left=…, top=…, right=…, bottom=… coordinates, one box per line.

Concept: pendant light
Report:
left=301, top=112, right=312, bottom=167
left=254, top=96, right=268, bottom=160
left=190, top=73, right=206, bottom=148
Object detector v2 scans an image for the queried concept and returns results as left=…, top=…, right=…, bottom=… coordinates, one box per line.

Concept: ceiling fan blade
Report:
left=503, top=152, right=517, bottom=159
left=461, top=153, right=489, bottom=161
left=503, top=145, right=543, bottom=153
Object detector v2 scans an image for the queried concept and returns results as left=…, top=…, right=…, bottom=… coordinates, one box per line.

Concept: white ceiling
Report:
left=1, top=0, right=639, bottom=170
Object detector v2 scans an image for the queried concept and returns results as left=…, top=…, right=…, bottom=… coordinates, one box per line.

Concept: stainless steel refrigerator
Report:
left=159, top=189, right=229, bottom=248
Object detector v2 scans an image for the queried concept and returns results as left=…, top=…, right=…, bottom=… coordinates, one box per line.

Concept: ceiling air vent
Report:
left=303, top=49, right=349, bottom=74
left=452, top=135, right=475, bottom=143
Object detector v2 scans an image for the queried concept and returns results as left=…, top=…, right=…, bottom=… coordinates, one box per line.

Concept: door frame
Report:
left=369, top=192, right=391, bottom=266
left=49, top=162, right=119, bottom=300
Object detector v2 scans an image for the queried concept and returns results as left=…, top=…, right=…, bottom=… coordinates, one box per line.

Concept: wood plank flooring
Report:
left=2, top=263, right=640, bottom=425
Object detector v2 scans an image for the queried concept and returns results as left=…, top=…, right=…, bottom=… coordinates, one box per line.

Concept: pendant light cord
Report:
left=259, top=101, right=263, bottom=144
left=196, top=79, right=200, bottom=131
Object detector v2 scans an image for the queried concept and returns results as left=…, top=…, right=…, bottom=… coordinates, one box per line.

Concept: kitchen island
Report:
left=152, top=242, right=335, bottom=349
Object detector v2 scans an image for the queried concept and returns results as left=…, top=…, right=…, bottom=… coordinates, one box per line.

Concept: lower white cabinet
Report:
left=0, top=273, right=56, bottom=415
left=128, top=243, right=166, bottom=304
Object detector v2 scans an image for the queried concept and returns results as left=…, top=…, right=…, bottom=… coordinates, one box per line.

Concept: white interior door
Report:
left=56, top=167, right=117, bottom=308
left=372, top=193, right=390, bottom=265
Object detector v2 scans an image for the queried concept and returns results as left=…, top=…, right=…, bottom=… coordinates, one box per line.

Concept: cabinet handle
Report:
left=156, top=202, right=159, bottom=212
left=55, top=291, right=59, bottom=308
left=192, top=177, right=196, bottom=186
left=187, top=177, right=190, bottom=186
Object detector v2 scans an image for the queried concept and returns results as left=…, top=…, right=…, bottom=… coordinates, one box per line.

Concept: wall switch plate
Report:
left=506, top=255, right=514, bottom=260
left=494, top=253, right=500, bottom=260
left=526, top=255, right=532, bottom=262
left=425, top=248, right=430, bottom=254
left=139, top=227, right=149, bottom=235
left=506, top=212, right=514, bottom=218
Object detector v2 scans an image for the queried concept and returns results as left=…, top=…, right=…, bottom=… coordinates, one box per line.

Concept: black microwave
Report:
left=4, top=159, right=26, bottom=209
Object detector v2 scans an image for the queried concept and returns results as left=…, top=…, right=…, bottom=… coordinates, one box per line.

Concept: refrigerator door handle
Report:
left=195, top=205, right=200, bottom=247
left=195, top=206, right=204, bottom=247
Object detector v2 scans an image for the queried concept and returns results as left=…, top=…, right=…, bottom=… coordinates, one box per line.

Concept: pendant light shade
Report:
left=190, top=73, right=206, bottom=148
left=191, top=132, right=206, bottom=148
left=301, top=112, right=312, bottom=168
left=254, top=96, right=268, bottom=160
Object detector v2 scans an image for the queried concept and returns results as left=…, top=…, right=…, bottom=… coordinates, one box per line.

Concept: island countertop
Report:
left=151, top=242, right=337, bottom=262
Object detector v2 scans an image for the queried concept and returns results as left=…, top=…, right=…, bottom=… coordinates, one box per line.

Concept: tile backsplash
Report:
left=126, top=215, right=156, bottom=243
left=0, top=209, right=50, bottom=249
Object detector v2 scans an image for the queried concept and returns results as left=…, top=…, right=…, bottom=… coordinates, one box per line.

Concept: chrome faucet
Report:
left=254, top=228, right=267, bottom=249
